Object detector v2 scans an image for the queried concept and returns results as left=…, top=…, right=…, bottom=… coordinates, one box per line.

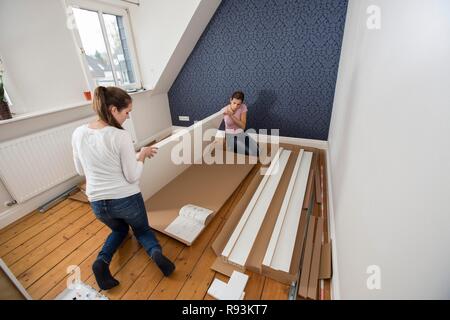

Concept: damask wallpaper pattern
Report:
left=168, top=0, right=348, bottom=140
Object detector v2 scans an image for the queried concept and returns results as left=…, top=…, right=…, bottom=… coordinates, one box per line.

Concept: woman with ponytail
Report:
left=72, top=86, right=175, bottom=290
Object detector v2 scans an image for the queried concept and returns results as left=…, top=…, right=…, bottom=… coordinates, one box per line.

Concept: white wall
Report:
left=129, top=0, right=221, bottom=92
left=0, top=0, right=221, bottom=228
left=328, top=0, right=450, bottom=299
left=151, top=0, right=222, bottom=94
left=0, top=0, right=87, bottom=115
left=0, top=89, right=172, bottom=225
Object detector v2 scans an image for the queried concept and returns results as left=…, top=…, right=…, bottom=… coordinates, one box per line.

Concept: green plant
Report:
left=0, top=58, right=4, bottom=103
left=0, top=76, right=5, bottom=103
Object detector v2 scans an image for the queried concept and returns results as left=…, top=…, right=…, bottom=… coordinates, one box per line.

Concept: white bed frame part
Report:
left=140, top=110, right=224, bottom=201
left=221, top=148, right=313, bottom=272
left=222, top=148, right=291, bottom=266
left=263, top=150, right=313, bottom=272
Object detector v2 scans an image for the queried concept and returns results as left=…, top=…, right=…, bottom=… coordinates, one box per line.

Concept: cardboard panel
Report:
left=315, top=156, right=323, bottom=204
left=145, top=158, right=255, bottom=246
left=298, top=215, right=316, bottom=298
left=307, top=217, right=324, bottom=299
left=319, top=241, right=332, bottom=280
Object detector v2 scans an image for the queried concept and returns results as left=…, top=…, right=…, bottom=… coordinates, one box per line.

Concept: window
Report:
left=67, top=0, right=141, bottom=90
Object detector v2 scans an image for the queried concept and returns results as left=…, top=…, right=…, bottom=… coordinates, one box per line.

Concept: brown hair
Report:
left=92, top=86, right=132, bottom=129
left=231, top=91, right=245, bottom=102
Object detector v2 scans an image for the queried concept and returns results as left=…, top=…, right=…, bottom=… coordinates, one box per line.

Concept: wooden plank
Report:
left=0, top=200, right=84, bottom=256
left=320, top=151, right=329, bottom=239
left=123, top=165, right=253, bottom=300
left=319, top=241, right=332, bottom=280
left=315, top=156, right=323, bottom=204
left=105, top=248, right=151, bottom=300
left=121, top=238, right=183, bottom=300
left=2, top=205, right=93, bottom=266
left=41, top=238, right=105, bottom=300
left=8, top=210, right=96, bottom=277
left=307, top=217, right=324, bottom=299
left=298, top=216, right=316, bottom=298
left=106, top=238, right=184, bottom=300
left=0, top=199, right=71, bottom=238
left=221, top=148, right=284, bottom=258
left=260, top=277, right=289, bottom=300
left=243, top=271, right=265, bottom=300
left=85, top=232, right=169, bottom=292
left=176, top=247, right=219, bottom=300
left=16, top=219, right=103, bottom=289
left=320, top=150, right=331, bottom=300
left=149, top=218, right=226, bottom=299
left=42, top=234, right=144, bottom=300
left=27, top=226, right=110, bottom=299
left=148, top=181, right=244, bottom=300
left=227, top=150, right=291, bottom=266
left=264, top=151, right=312, bottom=272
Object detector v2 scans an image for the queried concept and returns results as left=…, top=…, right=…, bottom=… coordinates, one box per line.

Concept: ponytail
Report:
left=92, top=86, right=132, bottom=130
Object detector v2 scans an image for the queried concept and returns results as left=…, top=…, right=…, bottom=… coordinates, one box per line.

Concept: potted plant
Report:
left=0, top=58, right=12, bottom=120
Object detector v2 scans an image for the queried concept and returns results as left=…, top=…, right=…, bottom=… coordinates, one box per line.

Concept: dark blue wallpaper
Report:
left=168, top=0, right=348, bottom=140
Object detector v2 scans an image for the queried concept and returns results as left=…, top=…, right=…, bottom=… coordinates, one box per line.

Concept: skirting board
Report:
left=326, top=148, right=340, bottom=300
left=214, top=130, right=328, bottom=150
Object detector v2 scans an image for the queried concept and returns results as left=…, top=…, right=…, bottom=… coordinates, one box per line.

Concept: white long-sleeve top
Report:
left=71, top=125, right=143, bottom=202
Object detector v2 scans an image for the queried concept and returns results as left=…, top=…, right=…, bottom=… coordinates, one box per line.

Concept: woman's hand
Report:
left=223, top=105, right=233, bottom=116
left=138, top=146, right=158, bottom=162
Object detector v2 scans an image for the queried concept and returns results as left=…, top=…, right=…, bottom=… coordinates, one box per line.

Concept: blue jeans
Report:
left=90, top=192, right=161, bottom=264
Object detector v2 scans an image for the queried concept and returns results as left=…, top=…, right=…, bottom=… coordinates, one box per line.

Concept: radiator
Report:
left=0, top=117, right=93, bottom=204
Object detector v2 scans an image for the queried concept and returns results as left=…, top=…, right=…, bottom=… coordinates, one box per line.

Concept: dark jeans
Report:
left=226, top=132, right=260, bottom=156
left=90, top=192, right=161, bottom=264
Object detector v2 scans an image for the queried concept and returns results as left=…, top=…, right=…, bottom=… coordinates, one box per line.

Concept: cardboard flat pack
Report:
left=319, top=241, right=332, bottom=280
left=145, top=153, right=256, bottom=246
left=298, top=215, right=317, bottom=298
left=212, top=144, right=316, bottom=284
left=211, top=257, right=241, bottom=277
left=307, top=216, right=324, bottom=299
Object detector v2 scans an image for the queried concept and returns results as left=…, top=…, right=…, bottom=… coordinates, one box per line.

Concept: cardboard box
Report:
left=212, top=144, right=315, bottom=284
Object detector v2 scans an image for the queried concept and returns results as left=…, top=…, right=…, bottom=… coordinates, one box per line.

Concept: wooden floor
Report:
left=0, top=168, right=285, bottom=300
left=0, top=150, right=331, bottom=300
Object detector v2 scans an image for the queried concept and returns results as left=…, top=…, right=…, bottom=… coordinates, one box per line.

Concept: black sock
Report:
left=92, top=259, right=119, bottom=290
left=151, top=250, right=175, bottom=277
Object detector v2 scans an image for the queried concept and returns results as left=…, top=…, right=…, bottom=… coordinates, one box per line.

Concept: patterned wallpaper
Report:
left=168, top=0, right=348, bottom=140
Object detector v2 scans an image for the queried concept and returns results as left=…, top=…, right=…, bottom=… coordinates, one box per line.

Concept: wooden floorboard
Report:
left=0, top=147, right=331, bottom=300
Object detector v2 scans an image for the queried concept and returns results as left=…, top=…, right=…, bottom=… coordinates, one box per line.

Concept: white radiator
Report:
left=0, top=117, right=93, bottom=204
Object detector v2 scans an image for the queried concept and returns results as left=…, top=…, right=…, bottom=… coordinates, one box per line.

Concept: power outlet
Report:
left=178, top=116, right=190, bottom=122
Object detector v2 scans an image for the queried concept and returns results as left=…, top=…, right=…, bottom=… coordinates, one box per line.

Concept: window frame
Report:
left=65, top=0, right=143, bottom=91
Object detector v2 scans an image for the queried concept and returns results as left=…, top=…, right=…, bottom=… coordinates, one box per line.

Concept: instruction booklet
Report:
left=164, top=204, right=215, bottom=245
